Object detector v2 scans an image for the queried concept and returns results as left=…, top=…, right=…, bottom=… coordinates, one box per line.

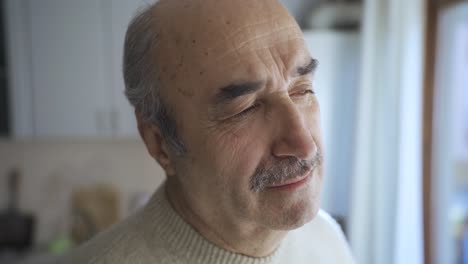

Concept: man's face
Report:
left=153, top=0, right=323, bottom=231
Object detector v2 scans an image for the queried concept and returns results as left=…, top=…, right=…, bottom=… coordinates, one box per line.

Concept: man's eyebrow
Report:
left=296, top=58, right=319, bottom=76
left=214, top=81, right=264, bottom=105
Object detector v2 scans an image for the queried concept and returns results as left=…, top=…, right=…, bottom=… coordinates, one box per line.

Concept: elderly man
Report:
left=60, top=0, right=354, bottom=263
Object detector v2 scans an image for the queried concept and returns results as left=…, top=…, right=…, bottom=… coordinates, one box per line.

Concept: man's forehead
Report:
left=153, top=0, right=290, bottom=22
left=162, top=38, right=310, bottom=97
left=151, top=0, right=306, bottom=98
left=152, top=0, right=300, bottom=50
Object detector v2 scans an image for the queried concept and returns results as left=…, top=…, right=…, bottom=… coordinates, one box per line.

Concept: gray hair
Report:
left=123, top=5, right=187, bottom=156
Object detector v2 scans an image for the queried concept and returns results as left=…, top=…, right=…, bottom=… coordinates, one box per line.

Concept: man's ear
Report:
left=136, top=110, right=177, bottom=176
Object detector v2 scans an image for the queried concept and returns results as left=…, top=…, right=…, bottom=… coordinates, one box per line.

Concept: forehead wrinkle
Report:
left=234, top=25, right=299, bottom=51
left=213, top=36, right=305, bottom=64
left=205, top=37, right=308, bottom=94
left=207, top=18, right=277, bottom=49
left=270, top=45, right=288, bottom=85
left=206, top=17, right=297, bottom=54
left=153, top=1, right=302, bottom=94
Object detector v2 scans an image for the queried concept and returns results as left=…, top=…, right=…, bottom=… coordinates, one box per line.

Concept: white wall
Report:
left=280, top=0, right=317, bottom=25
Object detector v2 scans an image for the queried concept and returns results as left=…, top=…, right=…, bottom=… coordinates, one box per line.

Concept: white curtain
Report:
left=348, top=0, right=425, bottom=263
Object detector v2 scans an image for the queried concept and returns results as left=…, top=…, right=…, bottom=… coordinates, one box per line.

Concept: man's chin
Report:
left=263, top=197, right=320, bottom=231
left=254, top=179, right=322, bottom=230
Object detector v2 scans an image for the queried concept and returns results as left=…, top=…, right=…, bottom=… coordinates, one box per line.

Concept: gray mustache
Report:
left=250, top=152, right=323, bottom=192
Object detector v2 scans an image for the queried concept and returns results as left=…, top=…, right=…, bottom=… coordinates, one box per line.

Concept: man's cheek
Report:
left=216, top=141, right=246, bottom=170
left=214, top=140, right=257, bottom=180
left=210, top=125, right=249, bottom=154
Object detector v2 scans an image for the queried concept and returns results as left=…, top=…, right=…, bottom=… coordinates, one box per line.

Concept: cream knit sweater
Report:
left=58, top=182, right=354, bottom=264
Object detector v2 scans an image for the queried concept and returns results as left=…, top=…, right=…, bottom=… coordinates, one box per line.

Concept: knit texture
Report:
left=58, top=182, right=354, bottom=264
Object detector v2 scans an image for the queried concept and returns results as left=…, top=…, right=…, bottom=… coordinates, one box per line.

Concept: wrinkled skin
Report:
left=138, top=0, right=324, bottom=257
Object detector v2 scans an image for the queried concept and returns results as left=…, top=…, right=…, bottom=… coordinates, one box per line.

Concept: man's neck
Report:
left=165, top=181, right=287, bottom=257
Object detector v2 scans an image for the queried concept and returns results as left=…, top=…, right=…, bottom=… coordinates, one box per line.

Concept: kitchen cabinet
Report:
left=107, top=0, right=149, bottom=137
left=5, top=1, right=359, bottom=144
left=5, top=0, right=145, bottom=138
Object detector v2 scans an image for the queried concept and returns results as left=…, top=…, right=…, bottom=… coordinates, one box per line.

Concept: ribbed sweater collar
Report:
left=139, top=182, right=284, bottom=264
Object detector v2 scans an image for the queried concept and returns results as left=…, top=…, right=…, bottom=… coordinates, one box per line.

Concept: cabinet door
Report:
left=28, top=0, right=110, bottom=137
left=107, top=0, right=149, bottom=138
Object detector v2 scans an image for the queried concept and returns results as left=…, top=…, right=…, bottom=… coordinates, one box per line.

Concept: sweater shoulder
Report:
left=284, top=209, right=355, bottom=263
left=308, top=209, right=352, bottom=249
left=315, top=209, right=347, bottom=240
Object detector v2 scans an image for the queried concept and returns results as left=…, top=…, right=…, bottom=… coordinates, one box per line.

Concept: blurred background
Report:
left=0, top=0, right=466, bottom=263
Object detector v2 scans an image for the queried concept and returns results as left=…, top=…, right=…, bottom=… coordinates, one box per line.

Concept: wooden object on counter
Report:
left=70, top=184, right=120, bottom=245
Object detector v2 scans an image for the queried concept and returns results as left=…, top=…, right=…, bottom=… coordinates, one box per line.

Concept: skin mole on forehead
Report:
left=177, top=85, right=195, bottom=97
left=177, top=55, right=184, bottom=67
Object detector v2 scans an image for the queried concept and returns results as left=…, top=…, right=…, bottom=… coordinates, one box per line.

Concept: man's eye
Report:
left=294, top=89, right=315, bottom=96
left=232, top=103, right=260, bottom=119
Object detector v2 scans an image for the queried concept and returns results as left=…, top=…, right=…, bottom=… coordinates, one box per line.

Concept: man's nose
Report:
left=271, top=103, right=317, bottom=161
